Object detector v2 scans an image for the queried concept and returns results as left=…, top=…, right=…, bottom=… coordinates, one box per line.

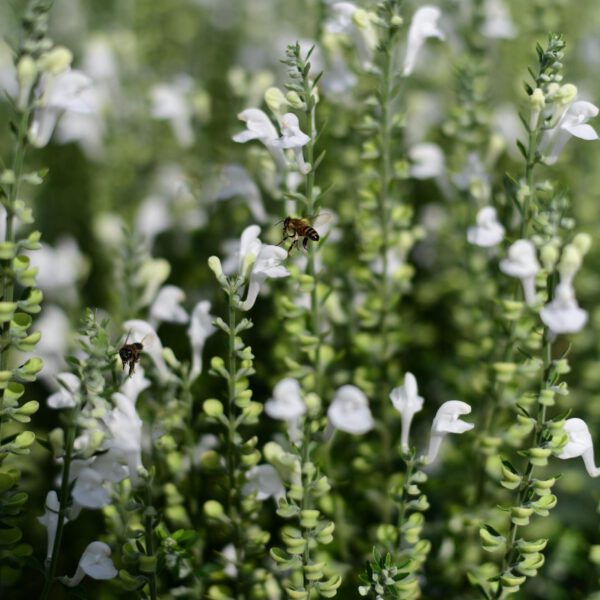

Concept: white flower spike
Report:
left=149, top=285, right=189, bottom=328
left=390, top=373, right=424, bottom=451
left=265, top=378, right=306, bottom=443
left=38, top=491, right=62, bottom=563
left=328, top=385, right=374, bottom=435
left=242, top=464, right=286, bottom=502
left=62, top=541, right=118, bottom=587
left=271, top=113, right=312, bottom=174
left=403, top=6, right=445, bottom=77
left=540, top=282, right=588, bottom=335
left=557, top=418, right=600, bottom=477
left=499, top=239, right=540, bottom=305
left=188, top=301, right=216, bottom=381
left=467, top=206, right=505, bottom=248
left=425, top=400, right=474, bottom=464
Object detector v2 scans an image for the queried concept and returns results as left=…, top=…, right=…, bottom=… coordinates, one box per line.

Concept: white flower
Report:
left=232, top=108, right=286, bottom=170
left=72, top=467, right=110, bottom=509
left=467, top=207, right=505, bottom=248
left=188, top=300, right=216, bottom=380
left=90, top=450, right=129, bottom=483
left=38, top=491, right=62, bottom=563
left=499, top=240, right=540, bottom=305
left=481, top=0, right=516, bottom=39
left=541, top=100, right=599, bottom=165
left=390, top=373, right=424, bottom=451
left=408, top=142, right=445, bottom=179
left=122, top=320, right=171, bottom=381
left=103, top=393, right=144, bottom=486
left=222, top=544, right=238, bottom=578
left=242, top=464, right=285, bottom=502
left=35, top=305, right=70, bottom=384
left=47, top=373, right=80, bottom=410
left=403, top=6, right=445, bottom=77
left=62, top=541, right=118, bottom=586
left=328, top=385, right=374, bottom=435
left=557, top=418, right=600, bottom=477
left=271, top=113, right=312, bottom=174
left=425, top=400, right=474, bottom=464
left=149, top=285, right=188, bottom=328
left=265, top=378, right=306, bottom=443
left=540, top=282, right=588, bottom=335
left=120, top=366, right=151, bottom=403
left=150, top=74, right=195, bottom=148
left=29, top=69, right=95, bottom=148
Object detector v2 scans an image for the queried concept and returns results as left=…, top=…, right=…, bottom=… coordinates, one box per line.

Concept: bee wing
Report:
left=140, top=333, right=156, bottom=349
left=311, top=210, right=335, bottom=235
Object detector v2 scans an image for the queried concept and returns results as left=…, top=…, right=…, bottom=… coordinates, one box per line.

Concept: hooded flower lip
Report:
left=557, top=418, right=600, bottom=477
left=47, top=372, right=80, bottom=409
left=328, top=385, right=374, bottom=435
left=541, top=100, right=599, bottom=165
left=232, top=108, right=287, bottom=170
left=271, top=113, right=312, bottom=174
left=499, top=239, right=540, bottom=305
left=265, top=378, right=306, bottom=442
left=120, top=366, right=151, bottom=404
left=38, top=491, right=62, bottom=562
left=467, top=206, right=505, bottom=248
left=122, top=320, right=171, bottom=381
left=149, top=285, right=189, bottom=328
left=390, top=372, right=424, bottom=451
left=403, top=6, right=445, bottom=77
left=150, top=74, right=195, bottom=148
left=481, top=0, right=516, bottom=39
left=62, top=541, right=118, bottom=587
left=540, top=282, right=588, bottom=335
left=72, top=467, right=110, bottom=509
left=242, top=464, right=286, bottom=502
left=408, top=142, right=445, bottom=180
left=29, top=69, right=95, bottom=148
left=425, top=400, right=474, bottom=464
left=188, top=300, right=216, bottom=381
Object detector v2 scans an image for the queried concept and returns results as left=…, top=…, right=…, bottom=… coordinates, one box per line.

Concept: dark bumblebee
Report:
left=119, top=335, right=145, bottom=377
left=277, top=216, right=321, bottom=254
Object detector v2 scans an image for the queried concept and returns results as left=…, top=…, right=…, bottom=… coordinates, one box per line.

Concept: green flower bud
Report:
left=286, top=91, right=304, bottom=110
left=300, top=509, right=320, bottom=529
left=38, top=46, right=73, bottom=75
left=540, top=244, right=559, bottom=272
left=510, top=506, right=534, bottom=526
left=204, top=500, right=225, bottom=520
left=16, top=55, right=37, bottom=110
left=572, top=232, right=592, bottom=256
left=202, top=399, right=224, bottom=418
left=555, top=83, right=577, bottom=106
left=208, top=256, right=226, bottom=285
left=265, top=87, right=287, bottom=115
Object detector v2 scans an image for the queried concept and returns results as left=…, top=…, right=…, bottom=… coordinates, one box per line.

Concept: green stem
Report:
left=395, top=457, right=415, bottom=556
left=144, top=482, right=158, bottom=600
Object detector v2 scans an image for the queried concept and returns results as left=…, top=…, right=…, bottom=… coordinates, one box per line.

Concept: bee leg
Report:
left=287, top=239, right=298, bottom=256
left=276, top=234, right=289, bottom=247
left=128, top=362, right=135, bottom=377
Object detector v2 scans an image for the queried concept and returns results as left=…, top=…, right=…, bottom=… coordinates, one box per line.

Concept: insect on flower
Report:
left=276, top=212, right=331, bottom=255
left=118, top=331, right=154, bottom=377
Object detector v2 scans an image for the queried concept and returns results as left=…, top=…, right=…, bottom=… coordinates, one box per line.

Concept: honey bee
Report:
left=276, top=213, right=331, bottom=254
left=118, top=332, right=153, bottom=377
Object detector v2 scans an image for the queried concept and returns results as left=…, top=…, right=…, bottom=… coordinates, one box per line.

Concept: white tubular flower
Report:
left=222, top=544, right=238, bottom=578
left=29, top=69, right=95, bottom=148
left=242, top=464, right=286, bottom=502
left=328, top=385, right=374, bottom=435
left=540, top=282, right=588, bottom=335
left=71, top=468, right=110, bottom=509
left=425, top=400, right=474, bottom=464
left=38, top=491, right=62, bottom=563
left=91, top=450, right=129, bottom=483
left=557, top=418, right=600, bottom=477
left=122, top=320, right=171, bottom=381
left=47, top=373, right=80, bottom=410
left=408, top=142, right=445, bottom=179
left=232, top=108, right=286, bottom=170
left=499, top=240, right=540, bottom=305
left=541, top=100, right=599, bottom=165
left=390, top=373, right=424, bottom=451
left=188, top=301, right=216, bottom=381
left=120, top=366, right=151, bottom=403
left=150, top=75, right=195, bottom=148
left=239, top=245, right=289, bottom=311
left=149, top=285, right=188, bottom=328
left=35, top=305, right=70, bottom=384
left=62, top=541, right=117, bottom=587
left=481, top=0, right=516, bottom=39
left=403, top=6, right=445, bottom=77
left=265, top=378, right=306, bottom=443
left=467, top=206, right=505, bottom=248
left=271, top=113, right=311, bottom=174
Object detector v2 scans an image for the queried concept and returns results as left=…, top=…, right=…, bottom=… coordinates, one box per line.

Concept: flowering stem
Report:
left=395, top=455, right=415, bottom=555
left=40, top=415, right=77, bottom=600
left=144, top=481, right=158, bottom=600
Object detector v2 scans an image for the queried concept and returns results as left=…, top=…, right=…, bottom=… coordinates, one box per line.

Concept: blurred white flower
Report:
left=47, top=373, right=80, bottom=410
left=409, top=142, right=445, bottom=180
left=481, top=0, right=516, bottom=39
left=38, top=491, right=62, bottom=563
left=55, top=105, right=105, bottom=160
left=541, top=100, right=599, bottom=164
left=149, top=285, right=188, bottom=328
left=90, top=449, right=129, bottom=483
left=467, top=206, right=505, bottom=248
left=29, top=69, right=95, bottom=148
left=425, top=400, right=474, bottom=464
left=233, top=108, right=286, bottom=170
left=499, top=240, right=540, bottom=305
left=390, top=373, right=424, bottom=451
left=242, top=464, right=285, bottom=502
left=222, top=544, right=237, bottom=578
left=120, top=366, right=151, bottom=403
left=321, top=53, right=357, bottom=97
left=62, top=541, right=117, bottom=586
left=403, top=6, right=445, bottom=77
left=557, top=418, right=600, bottom=477
left=0, top=45, right=17, bottom=99
left=540, top=282, right=588, bottom=335
left=123, top=320, right=171, bottom=381
left=328, top=385, right=374, bottom=435
left=81, top=36, right=120, bottom=104
left=188, top=301, right=216, bottom=381
left=72, top=467, right=110, bottom=509
left=271, top=113, right=311, bottom=174
left=265, top=378, right=306, bottom=442
left=150, top=74, right=195, bottom=148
